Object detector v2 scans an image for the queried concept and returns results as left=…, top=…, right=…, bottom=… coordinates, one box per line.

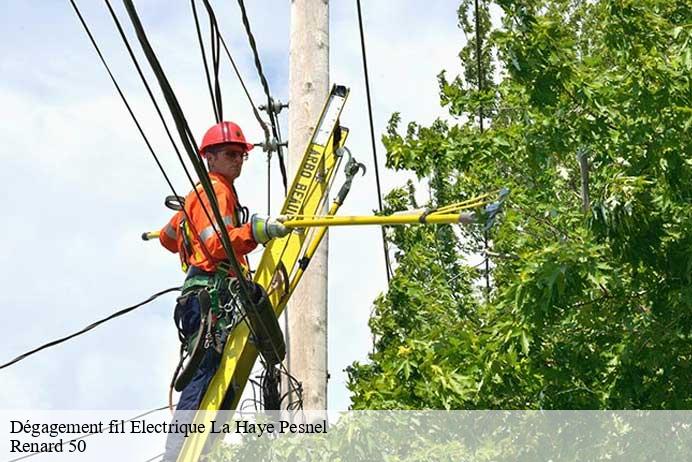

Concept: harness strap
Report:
left=181, top=274, right=215, bottom=294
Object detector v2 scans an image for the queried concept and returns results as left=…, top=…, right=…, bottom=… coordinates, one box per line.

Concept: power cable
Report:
left=356, top=0, right=393, bottom=283
left=269, top=107, right=287, bottom=214
left=267, top=151, right=272, bottom=214
left=77, top=0, right=296, bottom=412
left=62, top=0, right=285, bottom=416
left=204, top=0, right=223, bottom=123
left=234, top=0, right=272, bottom=109
left=196, top=0, right=272, bottom=145
left=217, top=33, right=270, bottom=140
left=121, top=0, right=248, bottom=292
left=267, top=112, right=286, bottom=214
left=0, top=287, right=179, bottom=371
left=79, top=2, right=293, bottom=412
left=212, top=13, right=277, bottom=215
left=121, top=0, right=293, bottom=388
left=191, top=0, right=222, bottom=122
left=102, top=0, right=251, bottom=271
left=191, top=1, right=257, bottom=258
left=71, top=0, right=217, bottom=268
left=192, top=0, right=279, bottom=216
left=106, top=0, right=224, bottom=266
left=221, top=27, right=275, bottom=216
left=196, top=0, right=276, bottom=213
left=235, top=0, right=288, bottom=193
left=240, top=365, right=303, bottom=412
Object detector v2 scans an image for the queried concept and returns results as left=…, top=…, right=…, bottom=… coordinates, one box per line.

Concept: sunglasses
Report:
left=207, top=147, right=249, bottom=161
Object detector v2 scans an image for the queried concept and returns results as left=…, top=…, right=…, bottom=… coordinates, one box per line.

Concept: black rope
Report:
left=356, top=0, right=393, bottom=283
left=0, top=287, right=180, bottom=371
left=235, top=0, right=287, bottom=193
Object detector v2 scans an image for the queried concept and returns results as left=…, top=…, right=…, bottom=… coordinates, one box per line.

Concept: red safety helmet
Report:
left=199, top=121, right=254, bottom=156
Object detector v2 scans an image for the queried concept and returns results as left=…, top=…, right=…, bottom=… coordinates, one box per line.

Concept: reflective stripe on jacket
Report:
left=158, top=172, right=258, bottom=273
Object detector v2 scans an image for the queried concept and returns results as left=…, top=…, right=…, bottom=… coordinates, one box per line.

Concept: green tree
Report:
left=348, top=0, right=692, bottom=409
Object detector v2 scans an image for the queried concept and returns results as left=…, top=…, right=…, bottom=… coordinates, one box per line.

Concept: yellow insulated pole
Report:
left=281, top=212, right=476, bottom=228
left=140, top=212, right=475, bottom=241
left=278, top=210, right=477, bottom=302
left=282, top=202, right=340, bottom=304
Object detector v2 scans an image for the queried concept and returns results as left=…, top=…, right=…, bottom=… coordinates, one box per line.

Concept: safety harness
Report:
left=171, top=263, right=240, bottom=397
left=166, top=192, right=285, bottom=409
left=165, top=190, right=249, bottom=404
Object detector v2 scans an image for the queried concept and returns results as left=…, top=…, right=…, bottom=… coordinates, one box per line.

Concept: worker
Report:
left=159, top=121, right=288, bottom=460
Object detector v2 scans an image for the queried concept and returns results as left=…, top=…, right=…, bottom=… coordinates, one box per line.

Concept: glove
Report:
left=251, top=214, right=290, bottom=244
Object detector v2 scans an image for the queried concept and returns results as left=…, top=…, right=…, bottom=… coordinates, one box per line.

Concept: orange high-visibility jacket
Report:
left=158, top=172, right=257, bottom=273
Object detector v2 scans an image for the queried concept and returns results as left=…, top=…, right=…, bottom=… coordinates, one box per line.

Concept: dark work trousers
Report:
left=163, top=292, right=223, bottom=461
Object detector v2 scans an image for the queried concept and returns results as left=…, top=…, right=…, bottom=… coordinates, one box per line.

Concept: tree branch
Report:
left=577, top=146, right=590, bottom=213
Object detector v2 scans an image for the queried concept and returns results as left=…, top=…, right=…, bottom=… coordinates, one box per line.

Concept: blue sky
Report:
left=0, top=1, right=467, bottom=411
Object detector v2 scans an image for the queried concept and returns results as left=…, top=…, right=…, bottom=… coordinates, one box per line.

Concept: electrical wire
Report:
left=121, top=0, right=247, bottom=291
left=104, top=0, right=255, bottom=284
left=269, top=107, right=287, bottom=212
left=0, top=287, right=179, bottom=370
left=121, top=0, right=294, bottom=383
left=217, top=33, right=270, bottom=141
left=192, top=0, right=275, bottom=156
left=193, top=0, right=280, bottom=216
left=99, top=0, right=216, bottom=263
left=191, top=0, right=222, bottom=122
left=235, top=0, right=288, bottom=192
left=194, top=0, right=276, bottom=212
left=72, top=0, right=298, bottom=413
left=191, top=1, right=260, bottom=245
left=356, top=0, right=393, bottom=283
left=234, top=0, right=272, bottom=122
left=240, top=365, right=304, bottom=412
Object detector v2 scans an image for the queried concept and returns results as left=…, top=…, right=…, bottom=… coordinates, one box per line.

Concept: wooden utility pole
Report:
left=286, top=0, right=329, bottom=410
